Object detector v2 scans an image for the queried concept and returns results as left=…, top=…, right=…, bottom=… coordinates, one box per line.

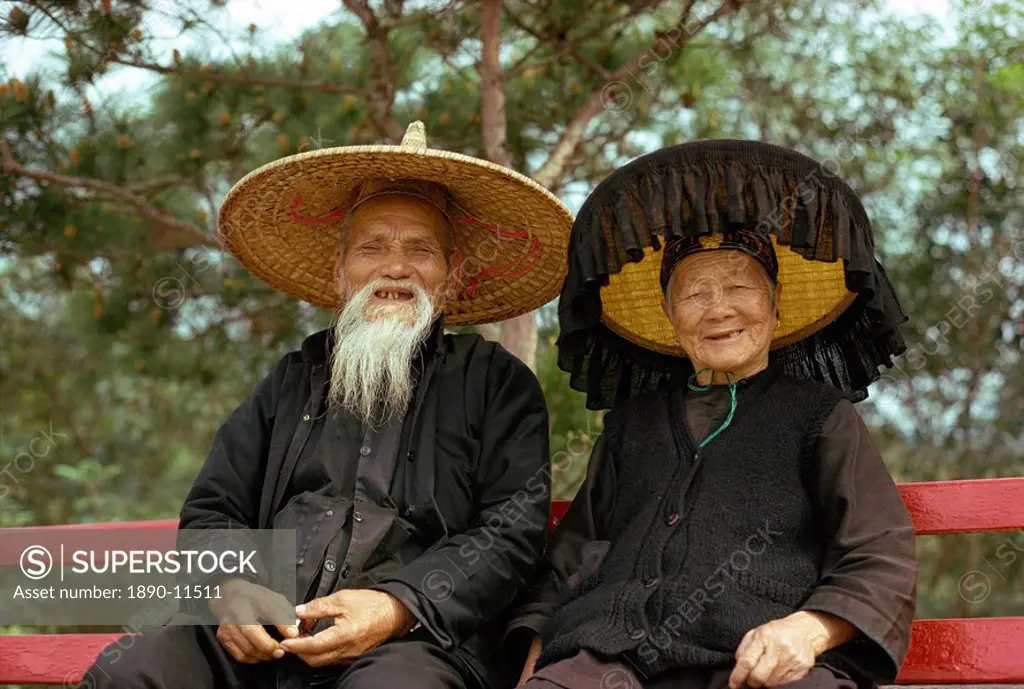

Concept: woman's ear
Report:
left=773, top=282, right=783, bottom=325
left=662, top=269, right=679, bottom=318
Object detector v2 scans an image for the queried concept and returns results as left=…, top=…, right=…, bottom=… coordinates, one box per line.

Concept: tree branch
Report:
left=479, top=0, right=536, bottom=368
left=480, top=0, right=513, bottom=168
left=124, top=175, right=193, bottom=194
left=112, top=56, right=365, bottom=94
left=385, top=5, right=462, bottom=29
left=343, top=0, right=404, bottom=141
left=436, top=48, right=478, bottom=88
left=504, top=49, right=564, bottom=79
left=28, top=1, right=363, bottom=96
left=967, top=57, right=988, bottom=244
left=504, top=7, right=611, bottom=81
left=564, top=0, right=676, bottom=47
left=1, top=138, right=217, bottom=249
left=503, top=0, right=652, bottom=79
left=531, top=0, right=739, bottom=189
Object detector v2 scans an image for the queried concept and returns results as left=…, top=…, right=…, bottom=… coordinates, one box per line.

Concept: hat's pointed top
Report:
left=401, top=121, right=428, bottom=150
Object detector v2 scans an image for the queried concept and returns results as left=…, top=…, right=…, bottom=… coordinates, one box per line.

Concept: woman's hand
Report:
left=728, top=610, right=856, bottom=688
left=517, top=635, right=543, bottom=686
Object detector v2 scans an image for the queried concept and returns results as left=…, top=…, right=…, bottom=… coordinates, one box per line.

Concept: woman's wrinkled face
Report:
left=663, top=250, right=779, bottom=376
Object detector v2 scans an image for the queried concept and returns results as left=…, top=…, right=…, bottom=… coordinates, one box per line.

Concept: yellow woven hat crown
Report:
left=601, top=235, right=855, bottom=356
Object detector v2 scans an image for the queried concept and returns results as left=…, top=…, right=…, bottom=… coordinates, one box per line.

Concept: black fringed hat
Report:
left=557, top=139, right=909, bottom=410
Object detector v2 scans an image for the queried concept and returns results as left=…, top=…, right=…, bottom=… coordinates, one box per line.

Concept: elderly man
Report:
left=510, top=141, right=917, bottom=689
left=80, top=122, right=573, bottom=689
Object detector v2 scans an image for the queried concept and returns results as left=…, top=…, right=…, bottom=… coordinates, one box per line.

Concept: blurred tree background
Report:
left=1, top=0, right=1021, bottom=656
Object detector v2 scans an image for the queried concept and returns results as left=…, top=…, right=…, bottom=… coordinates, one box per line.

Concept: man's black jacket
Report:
left=178, top=324, right=552, bottom=686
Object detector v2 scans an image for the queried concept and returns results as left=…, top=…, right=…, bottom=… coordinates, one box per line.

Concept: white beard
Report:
left=327, top=278, right=436, bottom=426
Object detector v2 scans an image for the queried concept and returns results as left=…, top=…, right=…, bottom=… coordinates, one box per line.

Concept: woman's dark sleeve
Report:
left=802, top=399, right=918, bottom=683
left=502, top=415, right=620, bottom=650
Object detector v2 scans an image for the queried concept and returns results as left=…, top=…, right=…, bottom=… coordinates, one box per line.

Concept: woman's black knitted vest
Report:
left=538, top=365, right=843, bottom=677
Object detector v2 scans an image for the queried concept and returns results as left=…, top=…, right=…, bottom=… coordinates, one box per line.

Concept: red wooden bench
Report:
left=2, top=478, right=1022, bottom=686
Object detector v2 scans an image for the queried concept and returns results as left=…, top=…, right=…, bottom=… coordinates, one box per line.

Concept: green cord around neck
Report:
left=687, top=368, right=738, bottom=449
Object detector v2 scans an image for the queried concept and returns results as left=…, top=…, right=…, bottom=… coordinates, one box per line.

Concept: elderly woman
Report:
left=509, top=141, right=918, bottom=689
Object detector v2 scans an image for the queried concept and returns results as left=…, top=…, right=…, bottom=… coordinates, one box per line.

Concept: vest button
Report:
left=666, top=512, right=680, bottom=526
left=629, top=628, right=646, bottom=640
left=354, top=511, right=363, bottom=522
left=643, top=576, right=659, bottom=589
left=324, top=559, right=336, bottom=572
left=359, top=446, right=371, bottom=457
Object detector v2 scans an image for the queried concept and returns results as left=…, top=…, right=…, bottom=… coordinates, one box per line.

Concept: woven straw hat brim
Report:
left=601, top=236, right=856, bottom=357
left=218, top=143, right=573, bottom=325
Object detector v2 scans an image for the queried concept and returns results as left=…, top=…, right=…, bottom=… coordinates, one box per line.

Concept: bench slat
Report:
left=3, top=478, right=1024, bottom=684
left=0, top=520, right=181, bottom=567
left=897, top=617, right=1024, bottom=684
left=2, top=618, right=1023, bottom=685
left=0, top=633, right=119, bottom=685
left=553, top=478, right=1024, bottom=536
left=4, top=479, right=1024, bottom=544
left=897, top=478, right=1024, bottom=535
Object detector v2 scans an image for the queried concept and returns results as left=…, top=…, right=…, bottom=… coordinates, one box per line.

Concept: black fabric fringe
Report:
left=557, top=139, right=909, bottom=410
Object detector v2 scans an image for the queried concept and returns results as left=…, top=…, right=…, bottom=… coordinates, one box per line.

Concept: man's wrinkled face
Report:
left=327, top=194, right=451, bottom=424
left=663, top=250, right=779, bottom=376
left=336, top=194, right=450, bottom=322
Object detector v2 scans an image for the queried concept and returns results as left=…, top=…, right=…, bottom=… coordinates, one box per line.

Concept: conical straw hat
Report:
left=218, top=122, right=573, bottom=324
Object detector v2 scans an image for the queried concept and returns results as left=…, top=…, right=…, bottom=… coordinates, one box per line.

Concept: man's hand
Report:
left=210, top=577, right=300, bottom=664
left=728, top=611, right=857, bottom=689
left=279, top=589, right=417, bottom=667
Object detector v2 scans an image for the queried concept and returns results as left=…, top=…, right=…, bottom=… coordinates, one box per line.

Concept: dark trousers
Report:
left=78, top=624, right=479, bottom=689
left=523, top=651, right=859, bottom=689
